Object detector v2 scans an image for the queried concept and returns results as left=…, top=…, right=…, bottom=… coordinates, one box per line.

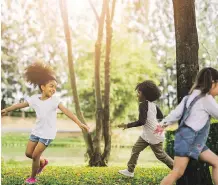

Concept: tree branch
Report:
left=110, top=0, right=116, bottom=22
left=88, top=0, right=100, bottom=23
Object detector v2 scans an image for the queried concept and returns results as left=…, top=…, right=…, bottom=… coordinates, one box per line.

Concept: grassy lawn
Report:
left=2, top=133, right=166, bottom=167
left=2, top=166, right=170, bottom=185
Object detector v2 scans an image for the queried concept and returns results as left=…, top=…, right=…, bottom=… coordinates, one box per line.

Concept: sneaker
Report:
left=37, top=159, right=48, bottom=174
left=118, top=169, right=134, bottom=177
left=25, top=177, right=37, bottom=184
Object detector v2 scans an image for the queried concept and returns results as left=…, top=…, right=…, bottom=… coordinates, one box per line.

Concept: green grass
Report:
left=2, top=132, right=165, bottom=167
left=2, top=133, right=84, bottom=147
left=1, top=166, right=170, bottom=185
left=2, top=144, right=164, bottom=167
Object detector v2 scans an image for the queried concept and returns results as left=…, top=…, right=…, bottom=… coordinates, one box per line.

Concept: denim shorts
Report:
left=29, top=134, right=53, bottom=146
left=174, top=125, right=209, bottom=160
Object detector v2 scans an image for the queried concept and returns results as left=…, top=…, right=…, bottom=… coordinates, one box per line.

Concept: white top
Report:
left=141, top=101, right=165, bottom=144
left=26, top=94, right=60, bottom=139
left=161, top=90, right=218, bottom=131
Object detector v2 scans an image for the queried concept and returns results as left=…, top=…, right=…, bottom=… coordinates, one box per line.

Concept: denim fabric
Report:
left=174, top=94, right=210, bottom=160
left=29, top=134, right=53, bottom=146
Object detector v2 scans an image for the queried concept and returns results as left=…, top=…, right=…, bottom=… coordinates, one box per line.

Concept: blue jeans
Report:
left=29, top=134, right=53, bottom=146
left=174, top=123, right=210, bottom=160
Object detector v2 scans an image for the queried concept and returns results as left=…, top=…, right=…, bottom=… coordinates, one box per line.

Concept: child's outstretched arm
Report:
left=118, top=101, right=148, bottom=129
left=58, top=103, right=89, bottom=132
left=156, top=106, right=164, bottom=121
left=154, top=96, right=188, bottom=135
left=160, top=96, right=188, bottom=126
left=1, top=102, right=29, bottom=116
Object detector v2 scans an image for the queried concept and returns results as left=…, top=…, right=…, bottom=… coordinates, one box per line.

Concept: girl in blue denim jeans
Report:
left=154, top=67, right=218, bottom=185
left=1, top=61, right=89, bottom=184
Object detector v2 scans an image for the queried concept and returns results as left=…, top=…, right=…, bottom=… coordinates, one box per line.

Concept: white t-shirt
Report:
left=141, top=101, right=165, bottom=144
left=26, top=94, right=60, bottom=139
left=161, top=90, right=218, bottom=131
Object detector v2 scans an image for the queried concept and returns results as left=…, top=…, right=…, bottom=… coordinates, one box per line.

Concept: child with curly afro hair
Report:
left=1, top=60, right=89, bottom=184
left=118, top=80, right=173, bottom=177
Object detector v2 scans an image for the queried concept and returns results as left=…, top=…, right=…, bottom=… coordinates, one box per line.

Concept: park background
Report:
left=1, top=0, right=218, bottom=184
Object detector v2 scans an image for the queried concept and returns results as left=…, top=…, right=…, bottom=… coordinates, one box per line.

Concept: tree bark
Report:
left=90, top=0, right=107, bottom=166
left=102, top=0, right=116, bottom=164
left=59, top=0, right=94, bottom=159
left=173, top=0, right=199, bottom=102
left=173, top=0, right=213, bottom=184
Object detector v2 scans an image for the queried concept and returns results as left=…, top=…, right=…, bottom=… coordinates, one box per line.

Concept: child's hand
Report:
left=154, top=125, right=166, bottom=135
left=117, top=123, right=127, bottom=130
left=1, top=109, right=8, bottom=117
left=78, top=123, right=90, bottom=132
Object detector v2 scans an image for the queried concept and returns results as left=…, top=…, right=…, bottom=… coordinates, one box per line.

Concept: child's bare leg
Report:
left=160, top=156, right=189, bottom=185
left=25, top=140, right=45, bottom=166
left=199, top=149, right=218, bottom=185
left=31, top=142, right=47, bottom=178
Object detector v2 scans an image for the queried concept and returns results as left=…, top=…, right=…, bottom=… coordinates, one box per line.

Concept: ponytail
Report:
left=201, top=69, right=212, bottom=94
left=190, top=67, right=218, bottom=94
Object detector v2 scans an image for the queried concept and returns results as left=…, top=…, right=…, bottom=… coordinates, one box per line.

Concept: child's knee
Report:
left=155, top=152, right=166, bottom=160
left=25, top=152, right=32, bottom=158
left=212, top=158, right=218, bottom=168
left=32, top=153, right=40, bottom=161
left=131, top=149, right=141, bottom=156
left=171, top=168, right=185, bottom=179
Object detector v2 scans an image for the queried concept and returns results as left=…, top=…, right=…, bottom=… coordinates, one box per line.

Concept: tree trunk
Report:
left=173, top=0, right=199, bottom=102
left=102, top=0, right=116, bottom=164
left=173, top=0, right=213, bottom=184
left=59, top=0, right=94, bottom=159
left=90, top=0, right=107, bottom=166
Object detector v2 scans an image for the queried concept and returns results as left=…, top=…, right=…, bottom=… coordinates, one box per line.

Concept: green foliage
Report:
left=110, top=30, right=161, bottom=122
left=2, top=0, right=216, bottom=123
left=71, top=27, right=161, bottom=122
left=1, top=1, right=67, bottom=105
left=1, top=157, right=5, bottom=168
left=211, top=118, right=218, bottom=124
left=1, top=133, right=84, bottom=148
left=1, top=1, right=161, bottom=123
left=2, top=166, right=169, bottom=185
left=127, top=0, right=218, bottom=114
left=165, top=122, right=218, bottom=158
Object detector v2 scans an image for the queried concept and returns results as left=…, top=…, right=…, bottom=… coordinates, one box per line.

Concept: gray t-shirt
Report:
left=26, top=94, right=60, bottom=139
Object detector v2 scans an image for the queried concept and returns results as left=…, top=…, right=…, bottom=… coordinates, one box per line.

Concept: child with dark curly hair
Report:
left=1, top=61, right=89, bottom=184
left=118, top=80, right=173, bottom=177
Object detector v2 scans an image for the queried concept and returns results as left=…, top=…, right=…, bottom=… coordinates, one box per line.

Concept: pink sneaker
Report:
left=37, top=159, right=48, bottom=174
left=25, top=177, right=37, bottom=184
